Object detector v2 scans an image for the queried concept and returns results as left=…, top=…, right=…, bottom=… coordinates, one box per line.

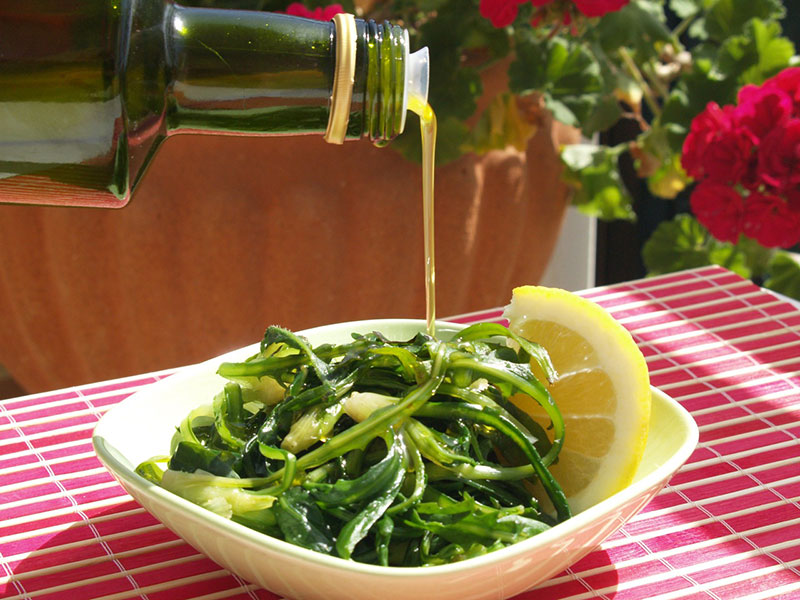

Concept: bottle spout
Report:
left=406, top=46, right=430, bottom=107
left=401, top=41, right=430, bottom=133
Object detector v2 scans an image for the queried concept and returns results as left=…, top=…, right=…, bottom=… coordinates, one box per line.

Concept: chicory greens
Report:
left=136, top=323, right=570, bottom=566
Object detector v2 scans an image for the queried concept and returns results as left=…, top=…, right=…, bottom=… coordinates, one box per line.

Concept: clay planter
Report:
left=0, top=86, right=578, bottom=393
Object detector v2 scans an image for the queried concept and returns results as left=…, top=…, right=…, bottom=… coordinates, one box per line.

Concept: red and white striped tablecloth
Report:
left=2, top=265, right=800, bottom=600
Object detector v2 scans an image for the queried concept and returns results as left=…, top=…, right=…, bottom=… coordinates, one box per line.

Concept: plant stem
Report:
left=672, top=14, right=697, bottom=41
left=641, top=62, right=670, bottom=102
left=617, top=47, right=662, bottom=119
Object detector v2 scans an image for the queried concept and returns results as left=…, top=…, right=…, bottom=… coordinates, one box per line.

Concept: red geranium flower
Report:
left=738, top=153, right=761, bottom=192
left=682, top=102, right=728, bottom=180
left=479, top=0, right=627, bottom=28
left=572, top=0, right=629, bottom=17
left=701, top=127, right=752, bottom=184
left=684, top=66, right=800, bottom=247
left=765, top=66, right=800, bottom=115
left=285, top=2, right=345, bottom=21
left=479, top=0, right=532, bottom=27
left=757, top=118, right=800, bottom=191
left=689, top=180, right=745, bottom=244
left=742, top=190, right=800, bottom=248
left=681, top=102, right=752, bottom=184
left=735, top=84, right=793, bottom=145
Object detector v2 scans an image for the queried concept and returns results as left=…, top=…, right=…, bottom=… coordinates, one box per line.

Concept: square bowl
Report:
left=93, top=318, right=699, bottom=600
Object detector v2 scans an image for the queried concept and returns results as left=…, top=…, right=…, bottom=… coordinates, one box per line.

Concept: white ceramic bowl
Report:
left=93, top=319, right=699, bottom=600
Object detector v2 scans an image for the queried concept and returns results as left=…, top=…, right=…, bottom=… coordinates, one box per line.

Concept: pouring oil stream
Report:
left=408, top=97, right=437, bottom=338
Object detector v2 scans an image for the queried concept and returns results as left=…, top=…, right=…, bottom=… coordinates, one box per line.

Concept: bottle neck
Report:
left=0, top=2, right=417, bottom=208
left=165, top=7, right=408, bottom=145
left=357, top=19, right=408, bottom=146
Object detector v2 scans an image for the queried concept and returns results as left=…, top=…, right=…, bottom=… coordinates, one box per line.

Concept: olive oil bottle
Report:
left=0, top=1, right=428, bottom=207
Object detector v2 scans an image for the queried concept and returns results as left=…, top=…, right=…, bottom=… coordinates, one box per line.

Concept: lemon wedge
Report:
left=504, top=285, right=651, bottom=513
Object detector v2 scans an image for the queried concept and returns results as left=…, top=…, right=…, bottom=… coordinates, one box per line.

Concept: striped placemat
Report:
left=2, top=265, right=799, bottom=600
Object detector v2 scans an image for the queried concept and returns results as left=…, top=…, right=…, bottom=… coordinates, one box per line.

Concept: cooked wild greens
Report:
left=136, top=323, right=571, bottom=566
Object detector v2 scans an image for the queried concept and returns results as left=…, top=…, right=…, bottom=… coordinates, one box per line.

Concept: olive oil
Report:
left=408, top=98, right=437, bottom=338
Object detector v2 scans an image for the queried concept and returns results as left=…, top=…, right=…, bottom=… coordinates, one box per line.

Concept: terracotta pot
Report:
left=0, top=76, right=579, bottom=393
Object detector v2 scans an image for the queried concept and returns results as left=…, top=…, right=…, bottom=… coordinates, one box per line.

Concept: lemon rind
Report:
left=504, top=285, right=651, bottom=513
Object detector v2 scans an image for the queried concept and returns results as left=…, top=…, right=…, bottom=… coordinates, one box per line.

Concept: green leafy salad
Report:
left=135, top=323, right=571, bottom=567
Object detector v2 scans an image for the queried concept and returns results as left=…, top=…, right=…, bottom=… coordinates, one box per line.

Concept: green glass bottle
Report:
left=0, top=1, right=429, bottom=208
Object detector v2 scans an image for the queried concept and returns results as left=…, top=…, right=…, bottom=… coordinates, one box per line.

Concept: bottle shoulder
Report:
left=124, top=0, right=173, bottom=185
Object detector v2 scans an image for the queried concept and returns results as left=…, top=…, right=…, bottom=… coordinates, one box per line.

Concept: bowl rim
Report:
left=93, top=317, right=699, bottom=578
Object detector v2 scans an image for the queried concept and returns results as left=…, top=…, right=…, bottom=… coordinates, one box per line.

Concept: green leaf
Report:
left=306, top=436, right=403, bottom=507
left=736, top=235, right=776, bottom=279
left=274, top=487, right=335, bottom=554
left=135, top=458, right=166, bottom=485
left=764, top=252, right=800, bottom=302
left=450, top=321, right=557, bottom=383
left=715, top=18, right=795, bottom=84
left=334, top=434, right=407, bottom=559
left=463, top=19, right=511, bottom=59
left=507, top=34, right=552, bottom=92
left=560, top=144, right=635, bottom=221
left=581, top=94, right=624, bottom=136
left=688, top=16, right=710, bottom=41
left=428, top=67, right=482, bottom=122
left=406, top=505, right=549, bottom=548
left=509, top=35, right=602, bottom=128
left=417, top=0, right=485, bottom=123
left=704, top=0, right=785, bottom=41
left=669, top=0, right=702, bottom=19
left=168, top=441, right=239, bottom=477
left=641, top=214, right=749, bottom=277
left=544, top=94, right=597, bottom=128
left=415, top=0, right=450, bottom=11
left=592, top=0, right=671, bottom=58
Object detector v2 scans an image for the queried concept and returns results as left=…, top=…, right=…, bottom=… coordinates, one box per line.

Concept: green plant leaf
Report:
left=429, top=64, right=483, bottom=122
left=688, top=16, right=710, bottom=41
left=507, top=35, right=553, bottom=92
left=592, top=0, right=671, bottom=58
left=463, top=19, right=511, bottom=59
left=416, top=0, right=450, bottom=12
left=704, top=0, right=785, bottom=42
left=735, top=235, right=776, bottom=280
left=717, top=19, right=795, bottom=84
left=274, top=487, right=335, bottom=554
left=668, top=0, right=702, bottom=19
left=509, top=35, right=602, bottom=128
left=641, top=214, right=749, bottom=277
left=763, top=252, right=800, bottom=302
left=581, top=94, right=625, bottom=136
left=542, top=94, right=589, bottom=128
left=560, top=144, right=635, bottom=221
left=415, top=0, right=485, bottom=125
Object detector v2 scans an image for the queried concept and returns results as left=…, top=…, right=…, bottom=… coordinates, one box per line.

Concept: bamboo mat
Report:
left=2, top=265, right=800, bottom=600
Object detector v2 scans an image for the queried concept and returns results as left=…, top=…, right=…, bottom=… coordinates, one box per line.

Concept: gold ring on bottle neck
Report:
left=324, top=13, right=357, bottom=144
